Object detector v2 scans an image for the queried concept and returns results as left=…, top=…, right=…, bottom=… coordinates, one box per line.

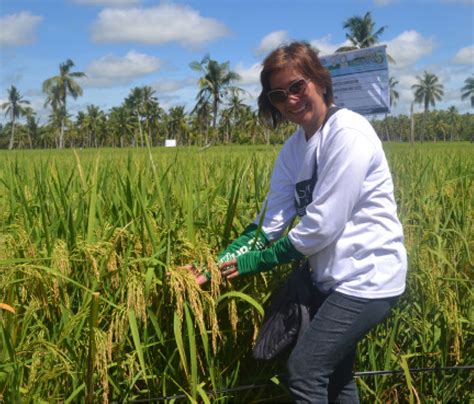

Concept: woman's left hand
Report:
left=219, top=259, right=239, bottom=280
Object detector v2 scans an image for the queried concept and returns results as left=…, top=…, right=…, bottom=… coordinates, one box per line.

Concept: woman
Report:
left=191, top=41, right=407, bottom=403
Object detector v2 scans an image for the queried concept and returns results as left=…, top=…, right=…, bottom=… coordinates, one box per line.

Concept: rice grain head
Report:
left=51, top=240, right=71, bottom=306
left=229, top=299, right=238, bottom=341
left=95, top=328, right=110, bottom=404
left=127, top=270, right=146, bottom=323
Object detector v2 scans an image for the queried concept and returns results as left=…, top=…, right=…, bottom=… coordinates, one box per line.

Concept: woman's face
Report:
left=269, top=66, right=328, bottom=138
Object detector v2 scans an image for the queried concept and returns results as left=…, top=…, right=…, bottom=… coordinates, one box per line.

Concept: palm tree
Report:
left=389, top=77, right=399, bottom=108
left=124, top=86, right=162, bottom=147
left=412, top=71, right=444, bottom=113
left=222, top=89, right=247, bottom=143
left=191, top=98, right=212, bottom=145
left=140, top=86, right=162, bottom=146
left=1, top=85, right=30, bottom=150
left=241, top=106, right=259, bottom=144
left=190, top=55, right=241, bottom=129
left=46, top=107, right=66, bottom=148
left=426, top=111, right=449, bottom=142
left=166, top=106, right=189, bottom=145
left=84, top=104, right=106, bottom=147
left=446, top=106, right=460, bottom=141
left=337, top=11, right=386, bottom=51
left=219, top=109, right=232, bottom=144
left=23, top=107, right=38, bottom=149
left=75, top=111, right=89, bottom=147
left=409, top=101, right=416, bottom=143
left=461, top=76, right=474, bottom=108
left=108, top=106, right=135, bottom=147
left=42, top=59, right=86, bottom=148
left=43, top=83, right=62, bottom=112
left=412, top=71, right=444, bottom=142
left=124, top=87, right=145, bottom=147
left=337, top=11, right=395, bottom=65
left=383, top=76, right=400, bottom=142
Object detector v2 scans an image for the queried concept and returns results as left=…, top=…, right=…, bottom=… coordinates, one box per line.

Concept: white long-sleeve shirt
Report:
left=255, top=108, right=407, bottom=298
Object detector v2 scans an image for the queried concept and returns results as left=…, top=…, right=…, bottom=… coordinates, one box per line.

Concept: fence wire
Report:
left=124, top=365, right=473, bottom=403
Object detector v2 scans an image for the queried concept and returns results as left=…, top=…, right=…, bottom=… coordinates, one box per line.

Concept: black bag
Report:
left=252, top=262, right=313, bottom=360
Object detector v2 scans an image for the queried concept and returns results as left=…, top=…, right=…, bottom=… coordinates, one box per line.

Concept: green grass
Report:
left=0, top=143, right=472, bottom=402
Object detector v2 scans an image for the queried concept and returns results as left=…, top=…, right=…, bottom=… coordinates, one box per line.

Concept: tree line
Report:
left=2, top=12, right=473, bottom=149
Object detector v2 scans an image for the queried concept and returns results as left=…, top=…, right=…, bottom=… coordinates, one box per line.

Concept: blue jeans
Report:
left=287, top=289, right=400, bottom=403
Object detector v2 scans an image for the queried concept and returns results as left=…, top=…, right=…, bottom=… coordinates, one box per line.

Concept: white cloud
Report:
left=72, top=0, right=140, bottom=6
left=24, top=88, right=44, bottom=98
left=256, top=32, right=348, bottom=58
left=395, top=73, right=418, bottom=105
left=374, top=0, right=398, bottom=5
left=397, top=73, right=416, bottom=87
left=28, top=98, right=50, bottom=121
left=310, top=35, right=349, bottom=56
left=0, top=11, right=43, bottom=46
left=385, top=30, right=435, bottom=69
left=432, top=64, right=473, bottom=110
left=234, top=62, right=262, bottom=86
left=82, top=51, right=161, bottom=87
left=91, top=4, right=229, bottom=46
left=453, top=44, right=474, bottom=64
left=240, top=86, right=260, bottom=106
left=151, top=78, right=194, bottom=93
left=255, top=31, right=290, bottom=56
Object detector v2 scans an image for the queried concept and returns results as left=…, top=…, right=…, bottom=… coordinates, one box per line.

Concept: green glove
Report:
left=204, top=224, right=270, bottom=281
left=217, top=223, right=269, bottom=264
left=236, top=236, right=304, bottom=275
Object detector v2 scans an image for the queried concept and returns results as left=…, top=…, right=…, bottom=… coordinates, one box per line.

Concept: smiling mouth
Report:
left=289, top=104, right=307, bottom=115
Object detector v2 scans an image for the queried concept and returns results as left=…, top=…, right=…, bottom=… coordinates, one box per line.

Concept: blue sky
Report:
left=1, top=0, right=473, bottom=125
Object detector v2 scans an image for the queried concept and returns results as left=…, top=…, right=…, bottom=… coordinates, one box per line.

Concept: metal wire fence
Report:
left=125, top=365, right=474, bottom=403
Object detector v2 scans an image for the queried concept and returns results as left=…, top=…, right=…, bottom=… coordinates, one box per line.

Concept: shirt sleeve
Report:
left=254, top=144, right=297, bottom=241
left=289, top=127, right=376, bottom=256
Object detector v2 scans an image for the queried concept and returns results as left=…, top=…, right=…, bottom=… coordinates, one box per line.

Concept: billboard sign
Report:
left=319, top=45, right=389, bottom=115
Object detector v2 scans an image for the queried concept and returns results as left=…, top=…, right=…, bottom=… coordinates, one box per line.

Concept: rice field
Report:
left=0, top=142, right=473, bottom=403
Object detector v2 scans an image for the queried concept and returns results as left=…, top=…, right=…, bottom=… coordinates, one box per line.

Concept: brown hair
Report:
left=258, top=41, right=333, bottom=128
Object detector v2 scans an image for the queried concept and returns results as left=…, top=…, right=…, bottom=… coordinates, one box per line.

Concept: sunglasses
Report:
left=267, top=78, right=310, bottom=105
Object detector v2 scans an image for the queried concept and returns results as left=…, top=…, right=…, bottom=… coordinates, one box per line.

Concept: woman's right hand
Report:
left=177, top=264, right=209, bottom=286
